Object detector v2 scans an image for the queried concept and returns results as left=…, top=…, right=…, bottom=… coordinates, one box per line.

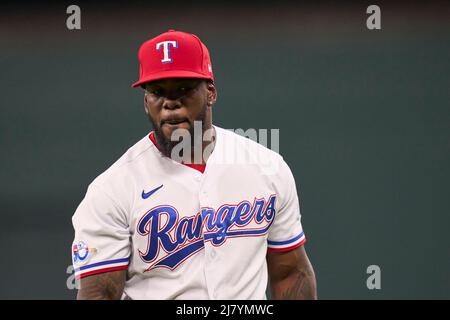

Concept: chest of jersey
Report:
left=128, top=157, right=278, bottom=274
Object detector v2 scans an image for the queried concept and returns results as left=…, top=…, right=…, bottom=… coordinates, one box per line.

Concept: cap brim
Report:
left=131, top=70, right=212, bottom=88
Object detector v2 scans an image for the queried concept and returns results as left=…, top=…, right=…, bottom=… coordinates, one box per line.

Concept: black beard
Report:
left=147, top=104, right=208, bottom=158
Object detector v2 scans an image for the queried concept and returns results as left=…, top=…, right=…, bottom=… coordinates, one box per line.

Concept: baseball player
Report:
left=71, top=30, right=317, bottom=300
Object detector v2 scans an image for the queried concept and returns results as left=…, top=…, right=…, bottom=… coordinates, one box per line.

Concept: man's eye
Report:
left=180, top=86, right=194, bottom=94
left=148, top=89, right=161, bottom=96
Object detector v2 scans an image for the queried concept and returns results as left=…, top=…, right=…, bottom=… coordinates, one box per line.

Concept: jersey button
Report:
left=210, top=251, right=216, bottom=259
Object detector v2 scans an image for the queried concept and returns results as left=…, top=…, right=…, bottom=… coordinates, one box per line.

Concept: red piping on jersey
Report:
left=149, top=131, right=206, bottom=174
left=267, top=238, right=307, bottom=253
left=76, top=265, right=128, bottom=279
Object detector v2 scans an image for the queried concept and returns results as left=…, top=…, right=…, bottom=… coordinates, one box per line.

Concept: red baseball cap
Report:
left=131, top=30, right=214, bottom=88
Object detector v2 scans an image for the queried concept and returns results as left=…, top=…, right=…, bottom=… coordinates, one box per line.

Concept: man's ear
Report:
left=206, top=81, right=217, bottom=106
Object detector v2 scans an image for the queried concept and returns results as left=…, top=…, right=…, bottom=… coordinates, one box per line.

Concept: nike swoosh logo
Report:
left=142, top=184, right=163, bottom=199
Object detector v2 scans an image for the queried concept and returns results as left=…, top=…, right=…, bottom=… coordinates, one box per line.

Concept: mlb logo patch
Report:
left=72, top=241, right=96, bottom=264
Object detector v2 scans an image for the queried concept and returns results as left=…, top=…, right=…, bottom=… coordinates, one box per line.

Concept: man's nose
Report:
left=162, top=97, right=181, bottom=110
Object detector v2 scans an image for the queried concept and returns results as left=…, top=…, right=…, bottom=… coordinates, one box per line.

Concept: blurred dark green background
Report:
left=0, top=1, right=449, bottom=299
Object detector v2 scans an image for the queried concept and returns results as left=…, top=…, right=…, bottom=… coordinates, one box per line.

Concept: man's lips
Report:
left=161, top=118, right=189, bottom=126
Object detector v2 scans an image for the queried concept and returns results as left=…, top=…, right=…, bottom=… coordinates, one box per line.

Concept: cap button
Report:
left=168, top=29, right=176, bottom=32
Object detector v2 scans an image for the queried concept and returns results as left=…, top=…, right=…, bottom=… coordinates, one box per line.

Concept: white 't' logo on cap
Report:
left=156, top=41, right=178, bottom=63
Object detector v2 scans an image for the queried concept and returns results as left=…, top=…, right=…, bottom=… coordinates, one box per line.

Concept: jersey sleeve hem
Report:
left=77, top=265, right=129, bottom=279
left=267, top=238, right=306, bottom=252
left=74, top=258, right=129, bottom=279
left=267, top=231, right=306, bottom=252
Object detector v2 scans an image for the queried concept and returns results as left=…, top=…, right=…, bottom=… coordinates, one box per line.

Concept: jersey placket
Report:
left=195, top=134, right=222, bottom=300
left=198, top=173, right=220, bottom=299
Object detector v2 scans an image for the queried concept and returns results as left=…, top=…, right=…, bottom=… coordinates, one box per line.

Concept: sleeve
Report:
left=267, top=159, right=307, bottom=252
left=71, top=183, right=131, bottom=279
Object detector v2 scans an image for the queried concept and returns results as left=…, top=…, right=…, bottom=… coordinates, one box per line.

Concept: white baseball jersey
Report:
left=71, top=125, right=306, bottom=299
